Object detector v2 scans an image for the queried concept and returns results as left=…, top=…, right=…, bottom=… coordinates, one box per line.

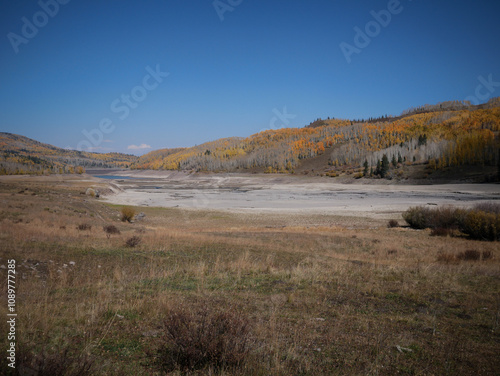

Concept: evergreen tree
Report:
left=380, top=154, right=390, bottom=178
left=363, top=159, right=369, bottom=176
left=418, top=134, right=428, bottom=146
left=391, top=154, right=397, bottom=167
left=375, top=159, right=381, bottom=176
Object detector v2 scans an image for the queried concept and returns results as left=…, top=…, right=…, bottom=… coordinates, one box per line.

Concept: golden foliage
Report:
left=133, top=106, right=500, bottom=172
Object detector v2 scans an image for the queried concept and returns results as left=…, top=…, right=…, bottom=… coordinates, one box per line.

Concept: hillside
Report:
left=2, top=97, right=500, bottom=180
left=0, top=133, right=138, bottom=175
left=131, top=98, right=500, bottom=181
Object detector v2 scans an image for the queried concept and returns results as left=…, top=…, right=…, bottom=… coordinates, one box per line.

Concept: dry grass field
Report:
left=0, top=176, right=499, bottom=375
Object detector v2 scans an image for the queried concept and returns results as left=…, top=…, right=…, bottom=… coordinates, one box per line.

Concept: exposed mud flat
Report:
left=93, top=170, right=500, bottom=219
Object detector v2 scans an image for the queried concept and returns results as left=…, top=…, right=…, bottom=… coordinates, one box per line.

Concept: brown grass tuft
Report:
left=76, top=223, right=91, bottom=231
left=457, top=249, right=481, bottom=261
left=103, top=224, right=120, bottom=238
left=387, top=219, right=399, bottom=228
left=125, top=235, right=141, bottom=247
left=436, top=252, right=456, bottom=263
left=482, top=250, right=493, bottom=260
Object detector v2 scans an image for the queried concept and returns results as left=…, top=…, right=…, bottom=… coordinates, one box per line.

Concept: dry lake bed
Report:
left=93, top=170, right=500, bottom=218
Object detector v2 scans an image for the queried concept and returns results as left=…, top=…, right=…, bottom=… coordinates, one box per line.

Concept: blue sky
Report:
left=1, top=0, right=499, bottom=155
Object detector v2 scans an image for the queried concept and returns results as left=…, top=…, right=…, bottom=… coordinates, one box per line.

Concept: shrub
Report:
left=403, top=206, right=500, bottom=241
left=387, top=219, right=399, bottom=228
left=460, top=210, right=500, bottom=241
left=482, top=251, right=493, bottom=260
left=457, top=250, right=481, bottom=261
left=8, top=346, right=95, bottom=376
left=125, top=236, right=141, bottom=247
left=121, top=206, right=135, bottom=222
left=431, top=207, right=463, bottom=230
left=86, top=188, right=96, bottom=198
left=473, top=202, right=500, bottom=214
left=77, top=223, right=91, bottom=231
left=103, top=224, right=120, bottom=238
left=436, top=252, right=456, bottom=263
left=153, top=305, right=252, bottom=373
left=403, top=206, right=463, bottom=230
left=402, top=206, right=433, bottom=229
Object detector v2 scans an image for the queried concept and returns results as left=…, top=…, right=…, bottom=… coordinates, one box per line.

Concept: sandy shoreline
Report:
left=89, top=170, right=500, bottom=219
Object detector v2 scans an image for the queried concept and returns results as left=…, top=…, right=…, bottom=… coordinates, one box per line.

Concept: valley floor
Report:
left=0, top=174, right=499, bottom=375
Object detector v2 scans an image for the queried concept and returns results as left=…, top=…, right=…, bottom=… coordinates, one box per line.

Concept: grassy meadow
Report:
left=0, top=177, right=499, bottom=375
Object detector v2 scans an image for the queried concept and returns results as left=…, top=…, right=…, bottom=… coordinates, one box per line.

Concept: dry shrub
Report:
left=402, top=206, right=434, bottom=229
left=77, top=223, right=91, bottom=231
left=125, top=235, right=141, bottom=247
left=473, top=202, right=500, bottom=214
left=86, top=188, right=96, bottom=198
left=432, top=207, right=464, bottom=229
left=436, top=252, right=456, bottom=263
left=153, top=305, right=252, bottom=373
left=8, top=346, right=95, bottom=376
left=482, top=250, right=493, bottom=260
left=387, top=249, right=398, bottom=255
left=404, top=205, right=499, bottom=241
left=103, top=224, right=120, bottom=238
left=387, top=219, right=399, bottom=228
left=121, top=206, right=135, bottom=222
left=460, top=210, right=500, bottom=241
left=457, top=250, right=481, bottom=261
left=403, top=206, right=463, bottom=230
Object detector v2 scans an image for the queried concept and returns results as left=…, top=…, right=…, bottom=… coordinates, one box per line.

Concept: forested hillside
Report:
left=131, top=98, right=500, bottom=179
left=0, top=133, right=138, bottom=175
left=3, top=98, right=499, bottom=179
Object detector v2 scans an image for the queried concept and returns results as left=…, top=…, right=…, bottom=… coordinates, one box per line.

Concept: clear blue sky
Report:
left=1, top=0, right=499, bottom=154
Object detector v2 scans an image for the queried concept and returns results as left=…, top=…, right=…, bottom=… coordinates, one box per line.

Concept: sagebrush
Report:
left=154, top=305, right=253, bottom=373
left=121, top=206, right=135, bottom=222
left=403, top=204, right=500, bottom=241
